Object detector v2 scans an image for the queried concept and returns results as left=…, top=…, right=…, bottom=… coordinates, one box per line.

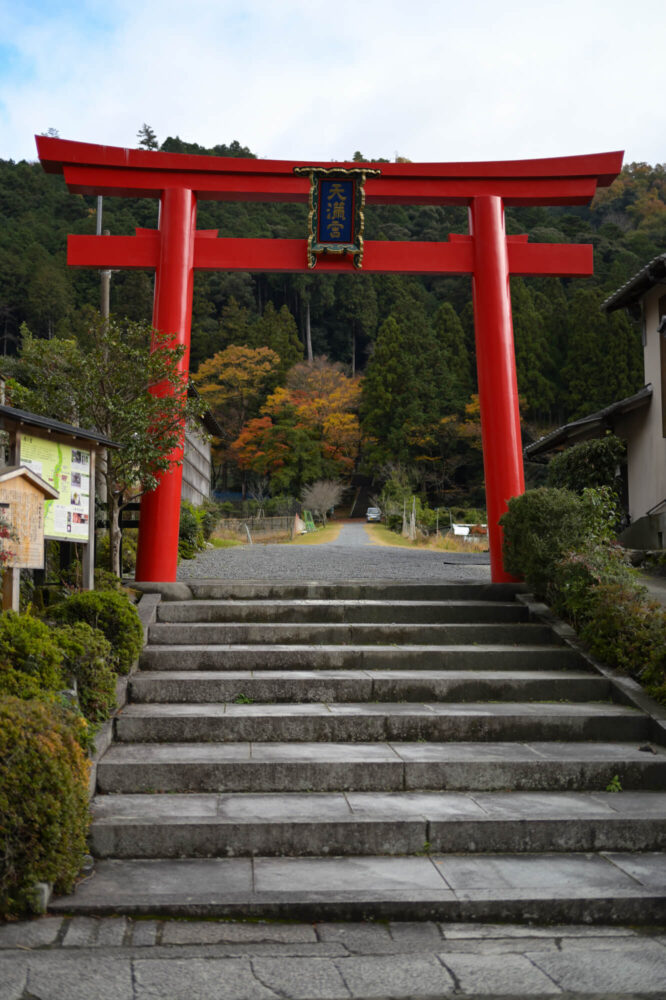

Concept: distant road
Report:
left=177, top=522, right=490, bottom=583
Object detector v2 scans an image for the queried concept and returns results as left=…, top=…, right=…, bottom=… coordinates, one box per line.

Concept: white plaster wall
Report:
left=632, top=286, right=666, bottom=517
left=616, top=407, right=653, bottom=521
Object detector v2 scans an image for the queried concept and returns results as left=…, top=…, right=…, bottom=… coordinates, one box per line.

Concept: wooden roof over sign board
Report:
left=0, top=465, right=59, bottom=498
left=0, top=404, right=120, bottom=449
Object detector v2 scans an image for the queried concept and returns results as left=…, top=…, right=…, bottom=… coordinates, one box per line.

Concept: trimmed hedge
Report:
left=48, top=590, right=143, bottom=675
left=55, top=622, right=117, bottom=724
left=547, top=434, right=626, bottom=495
left=0, top=611, right=63, bottom=698
left=0, top=697, right=90, bottom=916
left=501, top=486, right=666, bottom=706
left=500, top=486, right=619, bottom=599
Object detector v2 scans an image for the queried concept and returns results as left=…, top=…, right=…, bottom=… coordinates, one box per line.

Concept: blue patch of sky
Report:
left=4, top=0, right=116, bottom=30
left=0, top=0, right=120, bottom=88
left=223, top=8, right=254, bottom=42
left=0, top=42, right=35, bottom=83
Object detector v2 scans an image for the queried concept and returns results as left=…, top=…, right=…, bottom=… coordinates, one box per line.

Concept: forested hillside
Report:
left=1, top=136, right=664, bottom=503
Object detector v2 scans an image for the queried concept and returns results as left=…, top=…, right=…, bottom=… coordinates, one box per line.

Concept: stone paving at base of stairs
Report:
left=1, top=916, right=665, bottom=999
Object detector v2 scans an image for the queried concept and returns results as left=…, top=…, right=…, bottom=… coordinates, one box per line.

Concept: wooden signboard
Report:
left=0, top=467, right=59, bottom=610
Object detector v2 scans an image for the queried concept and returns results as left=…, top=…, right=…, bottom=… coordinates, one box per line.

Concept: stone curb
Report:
left=128, top=580, right=194, bottom=601
left=517, top=593, right=666, bottom=745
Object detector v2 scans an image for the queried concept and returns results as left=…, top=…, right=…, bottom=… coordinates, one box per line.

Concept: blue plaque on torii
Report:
left=293, top=166, right=381, bottom=269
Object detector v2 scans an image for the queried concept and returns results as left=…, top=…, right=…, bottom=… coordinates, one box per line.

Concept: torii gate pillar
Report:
left=36, top=137, right=623, bottom=583
left=134, top=188, right=196, bottom=582
left=470, top=196, right=524, bottom=581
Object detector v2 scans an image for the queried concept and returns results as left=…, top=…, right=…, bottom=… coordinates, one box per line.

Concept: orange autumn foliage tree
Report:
left=231, top=358, right=363, bottom=493
left=193, top=345, right=282, bottom=486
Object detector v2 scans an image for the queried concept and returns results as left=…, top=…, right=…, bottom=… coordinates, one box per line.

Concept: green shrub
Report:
left=0, top=662, right=49, bottom=700
left=199, top=500, right=223, bottom=540
left=579, top=581, right=666, bottom=702
left=0, top=697, right=90, bottom=916
left=93, top=568, right=124, bottom=592
left=547, top=434, right=626, bottom=495
left=215, top=500, right=236, bottom=516
left=500, top=488, right=590, bottom=597
left=500, top=486, right=618, bottom=598
left=95, top=529, right=138, bottom=574
left=48, top=590, right=143, bottom=675
left=264, top=494, right=298, bottom=516
left=449, top=507, right=487, bottom=523
left=0, top=611, right=63, bottom=693
left=55, top=623, right=117, bottom=724
left=179, top=500, right=205, bottom=559
left=551, top=543, right=636, bottom=628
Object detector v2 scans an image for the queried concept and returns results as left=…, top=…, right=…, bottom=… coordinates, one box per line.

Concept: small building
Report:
left=0, top=466, right=60, bottom=610
left=525, top=254, right=666, bottom=549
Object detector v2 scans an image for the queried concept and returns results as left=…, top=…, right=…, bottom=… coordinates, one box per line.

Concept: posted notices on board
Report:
left=19, top=435, right=90, bottom=541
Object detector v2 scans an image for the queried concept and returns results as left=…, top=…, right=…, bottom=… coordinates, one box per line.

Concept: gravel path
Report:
left=177, top=521, right=491, bottom=583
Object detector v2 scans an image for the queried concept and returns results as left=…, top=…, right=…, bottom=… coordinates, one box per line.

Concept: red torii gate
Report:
left=36, top=136, right=623, bottom=583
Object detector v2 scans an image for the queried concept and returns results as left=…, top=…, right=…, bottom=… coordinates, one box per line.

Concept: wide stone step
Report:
left=139, top=643, right=585, bottom=672
left=96, top=741, right=666, bottom=793
left=115, top=701, right=646, bottom=744
left=90, top=790, right=666, bottom=858
left=48, top=852, right=666, bottom=923
left=148, top=621, right=557, bottom=646
left=129, top=668, right=608, bottom=705
left=186, top=582, right=522, bottom=602
left=158, top=598, right=530, bottom=625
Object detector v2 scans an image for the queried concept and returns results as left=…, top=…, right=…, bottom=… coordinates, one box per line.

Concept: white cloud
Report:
left=1, top=0, right=665, bottom=165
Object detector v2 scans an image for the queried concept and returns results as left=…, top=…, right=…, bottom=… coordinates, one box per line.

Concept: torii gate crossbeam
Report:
left=37, top=137, right=623, bottom=583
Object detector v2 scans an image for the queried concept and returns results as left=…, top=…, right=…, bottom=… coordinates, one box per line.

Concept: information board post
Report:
left=81, top=448, right=96, bottom=590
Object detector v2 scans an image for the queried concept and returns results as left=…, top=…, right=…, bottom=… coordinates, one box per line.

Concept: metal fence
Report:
left=215, top=515, right=295, bottom=535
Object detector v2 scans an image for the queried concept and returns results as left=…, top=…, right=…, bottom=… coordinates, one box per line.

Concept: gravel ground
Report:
left=177, top=522, right=491, bottom=583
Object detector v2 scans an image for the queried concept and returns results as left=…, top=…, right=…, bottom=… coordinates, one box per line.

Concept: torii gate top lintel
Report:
left=36, top=135, right=624, bottom=585
left=36, top=136, right=623, bottom=207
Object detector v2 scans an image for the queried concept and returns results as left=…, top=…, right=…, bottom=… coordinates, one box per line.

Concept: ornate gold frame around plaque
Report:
left=293, top=166, right=381, bottom=269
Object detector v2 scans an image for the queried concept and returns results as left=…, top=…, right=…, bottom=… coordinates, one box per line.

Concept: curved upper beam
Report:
left=36, top=137, right=623, bottom=208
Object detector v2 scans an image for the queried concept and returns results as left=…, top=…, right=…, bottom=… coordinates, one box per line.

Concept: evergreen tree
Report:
left=253, top=302, right=302, bottom=379
left=563, top=289, right=615, bottom=419
left=361, top=301, right=456, bottom=467
left=361, top=314, right=420, bottom=466
left=510, top=278, right=556, bottom=420
left=137, top=124, right=159, bottom=150
left=333, top=275, right=378, bottom=374
left=432, top=301, right=472, bottom=402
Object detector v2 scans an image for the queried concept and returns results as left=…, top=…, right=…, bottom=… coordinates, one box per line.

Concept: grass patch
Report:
left=209, top=536, right=243, bottom=548
left=431, top=534, right=488, bottom=553
left=366, top=524, right=418, bottom=548
left=366, top=523, right=488, bottom=552
left=289, top=523, right=343, bottom=545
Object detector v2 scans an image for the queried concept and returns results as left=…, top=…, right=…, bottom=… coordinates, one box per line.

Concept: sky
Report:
left=1, top=0, right=665, bottom=167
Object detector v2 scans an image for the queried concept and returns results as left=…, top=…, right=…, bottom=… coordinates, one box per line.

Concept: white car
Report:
left=366, top=507, right=381, bottom=522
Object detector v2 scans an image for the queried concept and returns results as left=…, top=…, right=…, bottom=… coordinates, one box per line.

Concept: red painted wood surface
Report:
left=469, top=196, right=525, bottom=583
left=134, top=188, right=197, bottom=583
left=67, top=234, right=594, bottom=277
left=37, top=136, right=622, bottom=186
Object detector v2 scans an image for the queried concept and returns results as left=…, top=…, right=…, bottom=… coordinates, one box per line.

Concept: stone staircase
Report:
left=51, top=581, right=666, bottom=921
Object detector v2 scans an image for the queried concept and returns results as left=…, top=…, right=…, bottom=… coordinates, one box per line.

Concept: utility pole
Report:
left=97, top=197, right=111, bottom=319
left=95, top=197, right=109, bottom=515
